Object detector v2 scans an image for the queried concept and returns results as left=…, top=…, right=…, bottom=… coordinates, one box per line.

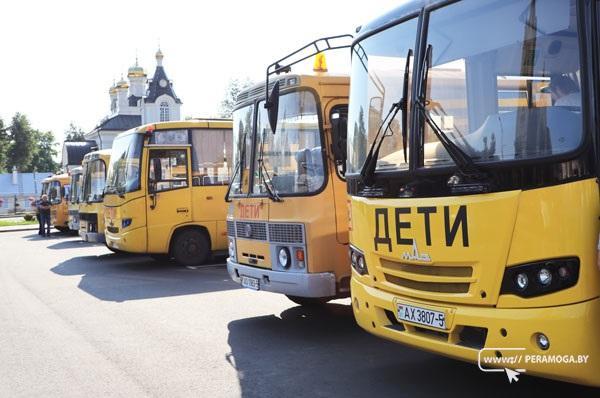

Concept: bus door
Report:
left=146, top=146, right=192, bottom=253
left=329, top=104, right=349, bottom=245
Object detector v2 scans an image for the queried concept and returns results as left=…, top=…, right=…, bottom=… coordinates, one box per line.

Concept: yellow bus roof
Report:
left=82, top=149, right=111, bottom=164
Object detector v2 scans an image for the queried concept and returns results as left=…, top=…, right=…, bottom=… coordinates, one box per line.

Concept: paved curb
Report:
left=0, top=226, right=39, bottom=233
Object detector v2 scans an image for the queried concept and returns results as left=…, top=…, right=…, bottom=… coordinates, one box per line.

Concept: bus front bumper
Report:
left=105, top=227, right=147, bottom=253
left=227, top=258, right=336, bottom=298
left=79, top=230, right=105, bottom=243
left=351, top=277, right=600, bottom=387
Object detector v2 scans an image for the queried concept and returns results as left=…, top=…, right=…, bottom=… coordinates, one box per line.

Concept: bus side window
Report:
left=190, top=129, right=233, bottom=186
left=148, top=149, right=189, bottom=192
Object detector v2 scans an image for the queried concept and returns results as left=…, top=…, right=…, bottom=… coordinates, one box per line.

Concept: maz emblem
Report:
left=402, top=241, right=432, bottom=263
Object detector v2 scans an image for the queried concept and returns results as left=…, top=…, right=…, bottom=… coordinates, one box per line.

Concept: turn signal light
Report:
left=295, top=249, right=305, bottom=262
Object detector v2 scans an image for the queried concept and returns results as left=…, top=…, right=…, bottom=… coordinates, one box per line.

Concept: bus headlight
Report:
left=500, top=258, right=579, bottom=298
left=228, top=238, right=236, bottom=261
left=278, top=247, right=291, bottom=269
left=350, top=245, right=368, bottom=276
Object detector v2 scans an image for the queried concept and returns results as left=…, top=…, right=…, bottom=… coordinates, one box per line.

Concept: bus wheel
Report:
left=286, top=295, right=332, bottom=306
left=56, top=226, right=69, bottom=233
left=172, top=229, right=210, bottom=266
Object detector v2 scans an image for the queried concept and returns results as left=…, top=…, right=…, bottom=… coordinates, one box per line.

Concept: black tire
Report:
left=286, top=295, right=332, bottom=306
left=171, top=229, right=210, bottom=266
left=56, top=226, right=69, bottom=233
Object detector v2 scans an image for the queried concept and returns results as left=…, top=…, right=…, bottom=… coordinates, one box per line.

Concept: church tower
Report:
left=127, top=58, right=146, bottom=104
left=141, top=48, right=182, bottom=124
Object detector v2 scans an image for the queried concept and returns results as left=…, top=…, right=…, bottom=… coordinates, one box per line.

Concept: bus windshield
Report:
left=348, top=0, right=583, bottom=173
left=106, top=133, right=143, bottom=194
left=254, top=90, right=324, bottom=195
left=70, top=174, right=82, bottom=204
left=83, top=160, right=106, bottom=203
left=49, top=181, right=62, bottom=204
left=231, top=104, right=254, bottom=195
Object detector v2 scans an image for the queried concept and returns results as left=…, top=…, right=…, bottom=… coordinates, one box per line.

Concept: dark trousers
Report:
left=37, top=213, right=42, bottom=235
left=40, top=213, right=51, bottom=236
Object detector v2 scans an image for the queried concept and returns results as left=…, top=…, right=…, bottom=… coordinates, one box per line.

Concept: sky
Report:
left=0, top=0, right=400, bottom=143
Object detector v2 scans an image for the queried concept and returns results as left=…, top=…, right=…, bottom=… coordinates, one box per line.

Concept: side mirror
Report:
left=331, top=108, right=348, bottom=175
left=265, top=80, right=280, bottom=134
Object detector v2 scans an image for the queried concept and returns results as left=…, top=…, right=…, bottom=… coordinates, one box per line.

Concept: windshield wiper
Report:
left=415, top=45, right=491, bottom=194
left=256, top=131, right=281, bottom=202
left=360, top=49, right=412, bottom=186
left=224, top=159, right=241, bottom=203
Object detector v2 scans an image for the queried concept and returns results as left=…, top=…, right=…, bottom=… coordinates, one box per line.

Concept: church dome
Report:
left=109, top=83, right=117, bottom=95
left=127, top=64, right=146, bottom=78
left=116, top=77, right=129, bottom=90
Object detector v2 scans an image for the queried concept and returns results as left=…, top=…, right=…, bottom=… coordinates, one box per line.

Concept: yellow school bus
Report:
left=79, top=150, right=111, bottom=242
left=67, top=166, right=83, bottom=232
left=226, top=37, right=352, bottom=306
left=348, top=0, right=599, bottom=386
left=46, top=173, right=71, bottom=233
left=104, top=120, right=233, bottom=266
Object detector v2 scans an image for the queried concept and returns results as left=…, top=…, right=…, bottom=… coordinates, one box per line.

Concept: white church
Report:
left=85, top=49, right=182, bottom=149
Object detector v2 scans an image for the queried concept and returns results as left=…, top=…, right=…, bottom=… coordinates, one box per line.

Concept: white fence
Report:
left=0, top=194, right=37, bottom=215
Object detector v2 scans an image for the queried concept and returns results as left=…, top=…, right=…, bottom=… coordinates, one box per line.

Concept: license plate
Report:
left=241, top=275, right=260, bottom=290
left=396, top=302, right=447, bottom=330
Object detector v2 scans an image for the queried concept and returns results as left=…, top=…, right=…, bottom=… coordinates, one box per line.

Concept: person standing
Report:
left=38, top=194, right=52, bottom=237
left=35, top=196, right=43, bottom=235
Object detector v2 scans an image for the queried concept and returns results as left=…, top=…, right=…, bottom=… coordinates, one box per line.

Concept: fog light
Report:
left=536, top=333, right=550, bottom=350
left=278, top=247, right=290, bottom=268
left=515, top=273, right=529, bottom=290
left=537, top=268, right=552, bottom=286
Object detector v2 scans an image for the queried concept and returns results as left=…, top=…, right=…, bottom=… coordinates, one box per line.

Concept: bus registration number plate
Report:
left=396, top=302, right=447, bottom=330
left=241, top=275, right=260, bottom=290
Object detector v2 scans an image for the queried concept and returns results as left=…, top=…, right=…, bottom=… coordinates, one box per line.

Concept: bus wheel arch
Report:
left=169, top=225, right=212, bottom=266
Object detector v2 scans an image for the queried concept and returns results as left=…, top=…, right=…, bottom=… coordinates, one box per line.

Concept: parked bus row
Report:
left=36, top=0, right=599, bottom=388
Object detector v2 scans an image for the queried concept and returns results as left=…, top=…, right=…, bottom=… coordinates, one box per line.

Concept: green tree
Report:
left=64, top=122, right=85, bottom=141
left=30, top=129, right=59, bottom=172
left=0, top=117, right=9, bottom=172
left=6, top=113, right=35, bottom=172
left=219, top=78, right=254, bottom=118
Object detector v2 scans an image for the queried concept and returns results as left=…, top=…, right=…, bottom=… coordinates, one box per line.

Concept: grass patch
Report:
left=0, top=218, right=38, bottom=227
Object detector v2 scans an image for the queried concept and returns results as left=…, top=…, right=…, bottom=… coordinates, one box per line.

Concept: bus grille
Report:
left=235, top=221, right=268, bottom=241
left=268, top=223, right=304, bottom=244
left=227, top=221, right=235, bottom=237
left=380, top=259, right=473, bottom=295
left=228, top=221, right=304, bottom=244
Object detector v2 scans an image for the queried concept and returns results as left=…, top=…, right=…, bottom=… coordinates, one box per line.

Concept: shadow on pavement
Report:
left=23, top=231, right=73, bottom=241
left=51, top=254, right=240, bottom=302
left=226, top=304, right=599, bottom=398
left=47, top=240, right=104, bottom=250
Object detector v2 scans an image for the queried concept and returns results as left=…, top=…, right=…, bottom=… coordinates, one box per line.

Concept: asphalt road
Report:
left=0, top=230, right=598, bottom=398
